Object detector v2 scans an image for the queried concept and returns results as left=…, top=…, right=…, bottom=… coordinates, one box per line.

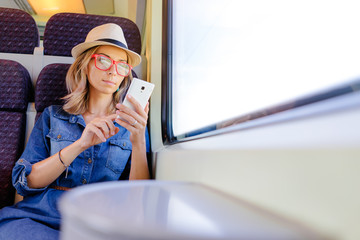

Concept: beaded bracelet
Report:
left=58, top=149, right=69, bottom=178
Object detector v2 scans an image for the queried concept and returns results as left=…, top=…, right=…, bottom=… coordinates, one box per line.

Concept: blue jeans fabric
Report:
left=0, top=105, right=150, bottom=239
left=0, top=218, right=59, bottom=240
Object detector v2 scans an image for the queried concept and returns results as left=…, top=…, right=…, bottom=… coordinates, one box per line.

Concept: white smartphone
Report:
left=122, top=78, right=155, bottom=111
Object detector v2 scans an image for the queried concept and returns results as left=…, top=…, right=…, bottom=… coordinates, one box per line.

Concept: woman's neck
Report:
left=86, top=92, right=113, bottom=117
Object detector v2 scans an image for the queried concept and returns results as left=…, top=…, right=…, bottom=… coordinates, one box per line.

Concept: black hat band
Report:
left=97, top=38, right=128, bottom=49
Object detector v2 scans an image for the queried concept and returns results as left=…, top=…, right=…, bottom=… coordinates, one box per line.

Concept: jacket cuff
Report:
left=12, top=158, right=47, bottom=196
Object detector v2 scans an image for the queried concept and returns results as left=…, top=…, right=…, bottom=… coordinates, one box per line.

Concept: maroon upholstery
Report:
left=35, top=64, right=70, bottom=121
left=0, top=7, right=39, bottom=54
left=0, top=60, right=32, bottom=208
left=43, top=13, right=141, bottom=56
left=0, top=60, right=33, bottom=110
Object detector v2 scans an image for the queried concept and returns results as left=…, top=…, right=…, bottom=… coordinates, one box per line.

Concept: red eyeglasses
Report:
left=91, top=54, right=132, bottom=77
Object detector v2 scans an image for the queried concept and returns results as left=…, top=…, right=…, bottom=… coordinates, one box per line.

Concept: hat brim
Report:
left=71, top=41, right=141, bottom=67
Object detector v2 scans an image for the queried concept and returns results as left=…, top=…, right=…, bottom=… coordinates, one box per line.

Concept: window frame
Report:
left=161, top=0, right=360, bottom=145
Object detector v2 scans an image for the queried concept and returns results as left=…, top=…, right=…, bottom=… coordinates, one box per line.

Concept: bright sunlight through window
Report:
left=171, top=0, right=360, bottom=136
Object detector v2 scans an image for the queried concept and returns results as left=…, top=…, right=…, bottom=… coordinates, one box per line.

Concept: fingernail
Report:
left=127, top=94, right=132, bottom=99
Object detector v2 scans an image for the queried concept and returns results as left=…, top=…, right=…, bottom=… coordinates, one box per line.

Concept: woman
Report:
left=0, top=23, right=150, bottom=240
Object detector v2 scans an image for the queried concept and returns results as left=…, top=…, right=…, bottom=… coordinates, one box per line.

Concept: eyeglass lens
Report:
left=96, top=55, right=130, bottom=76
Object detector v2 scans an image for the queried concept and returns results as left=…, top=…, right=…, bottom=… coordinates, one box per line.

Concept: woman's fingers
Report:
left=116, top=104, right=148, bottom=126
left=114, top=99, right=149, bottom=145
left=115, top=116, right=134, bottom=130
left=144, top=102, right=149, bottom=115
left=89, top=124, right=107, bottom=142
left=87, top=115, right=119, bottom=141
left=117, top=103, right=140, bottom=119
left=126, top=95, right=143, bottom=112
left=79, top=114, right=122, bottom=149
left=120, top=96, right=148, bottom=118
left=92, top=121, right=110, bottom=138
left=116, top=110, right=139, bottom=127
left=95, top=115, right=120, bottom=135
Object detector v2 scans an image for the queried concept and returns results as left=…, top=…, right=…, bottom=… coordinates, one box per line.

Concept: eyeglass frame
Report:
left=91, top=54, right=133, bottom=77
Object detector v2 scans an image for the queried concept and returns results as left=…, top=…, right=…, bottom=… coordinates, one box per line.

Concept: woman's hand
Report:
left=78, top=114, right=119, bottom=150
left=115, top=95, right=149, bottom=146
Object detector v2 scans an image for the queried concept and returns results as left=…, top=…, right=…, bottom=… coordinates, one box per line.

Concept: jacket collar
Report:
left=53, top=106, right=86, bottom=127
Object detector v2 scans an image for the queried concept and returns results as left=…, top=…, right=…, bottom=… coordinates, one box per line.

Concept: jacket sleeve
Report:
left=12, top=108, right=51, bottom=196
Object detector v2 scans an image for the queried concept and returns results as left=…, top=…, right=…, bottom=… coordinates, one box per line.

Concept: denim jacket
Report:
left=12, top=105, right=150, bottom=197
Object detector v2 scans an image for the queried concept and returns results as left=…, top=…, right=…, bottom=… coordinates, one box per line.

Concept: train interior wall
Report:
left=147, top=1, right=360, bottom=240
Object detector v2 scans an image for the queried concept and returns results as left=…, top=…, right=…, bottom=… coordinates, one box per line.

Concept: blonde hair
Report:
left=63, top=46, right=132, bottom=115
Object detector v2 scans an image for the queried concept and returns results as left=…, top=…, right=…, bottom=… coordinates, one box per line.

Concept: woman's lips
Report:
left=102, top=80, right=116, bottom=86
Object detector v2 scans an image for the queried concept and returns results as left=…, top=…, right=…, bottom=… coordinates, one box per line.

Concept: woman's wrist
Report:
left=73, top=139, right=90, bottom=153
left=131, top=137, right=146, bottom=149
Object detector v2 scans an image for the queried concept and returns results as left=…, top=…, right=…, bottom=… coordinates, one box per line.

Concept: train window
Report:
left=162, top=0, right=360, bottom=143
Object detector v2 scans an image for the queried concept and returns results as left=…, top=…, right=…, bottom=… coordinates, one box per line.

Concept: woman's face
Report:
left=87, top=45, right=128, bottom=95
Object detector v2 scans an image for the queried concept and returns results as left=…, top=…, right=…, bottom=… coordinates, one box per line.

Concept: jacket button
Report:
left=123, top=142, right=126, bottom=147
left=57, top=134, right=61, bottom=139
left=82, top=179, right=87, bottom=184
left=88, top=158, right=92, bottom=164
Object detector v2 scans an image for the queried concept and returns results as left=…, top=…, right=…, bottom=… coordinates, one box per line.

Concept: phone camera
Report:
left=141, top=86, right=145, bottom=90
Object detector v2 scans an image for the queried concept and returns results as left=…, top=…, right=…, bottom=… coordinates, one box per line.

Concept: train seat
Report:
left=0, top=7, right=39, bottom=55
left=0, top=8, right=40, bottom=205
left=0, top=7, right=40, bottom=83
left=43, top=12, right=141, bottom=57
left=0, top=59, right=33, bottom=208
left=34, top=64, right=70, bottom=121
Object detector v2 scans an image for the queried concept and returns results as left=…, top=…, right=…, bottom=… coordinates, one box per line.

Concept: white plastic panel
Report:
left=59, top=181, right=325, bottom=240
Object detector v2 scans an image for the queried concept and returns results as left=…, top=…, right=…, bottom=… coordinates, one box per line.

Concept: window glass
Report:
left=171, top=0, right=360, bottom=136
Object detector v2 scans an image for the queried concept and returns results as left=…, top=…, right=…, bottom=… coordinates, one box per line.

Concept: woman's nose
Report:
left=108, top=63, right=117, bottom=75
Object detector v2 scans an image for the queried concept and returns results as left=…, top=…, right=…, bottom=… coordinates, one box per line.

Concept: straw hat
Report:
left=71, top=23, right=141, bottom=67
